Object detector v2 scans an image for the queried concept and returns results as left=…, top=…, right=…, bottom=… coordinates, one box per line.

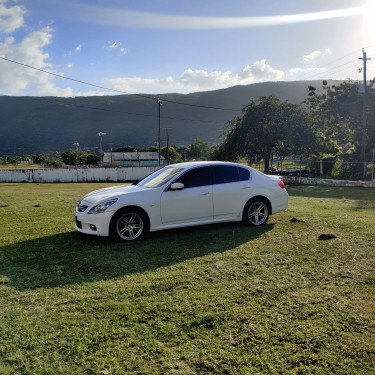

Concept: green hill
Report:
left=0, top=80, right=341, bottom=154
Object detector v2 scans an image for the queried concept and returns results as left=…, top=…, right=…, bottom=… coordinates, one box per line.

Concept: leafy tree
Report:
left=9, top=155, right=21, bottom=166
left=214, top=95, right=316, bottom=173
left=60, top=149, right=77, bottom=165
left=305, top=80, right=375, bottom=160
left=85, top=154, right=100, bottom=165
left=160, top=146, right=180, bottom=163
left=114, top=146, right=137, bottom=152
left=60, top=149, right=100, bottom=165
left=186, top=138, right=212, bottom=160
left=33, top=154, right=48, bottom=164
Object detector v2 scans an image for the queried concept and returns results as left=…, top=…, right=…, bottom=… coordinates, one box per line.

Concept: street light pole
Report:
left=73, top=142, right=79, bottom=166
left=154, top=97, right=162, bottom=166
left=97, top=132, right=106, bottom=167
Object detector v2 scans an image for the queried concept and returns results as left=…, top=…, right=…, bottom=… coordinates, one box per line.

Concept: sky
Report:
left=0, top=0, right=375, bottom=97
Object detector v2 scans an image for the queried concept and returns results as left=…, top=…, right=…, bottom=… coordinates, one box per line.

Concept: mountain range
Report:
left=0, top=80, right=342, bottom=155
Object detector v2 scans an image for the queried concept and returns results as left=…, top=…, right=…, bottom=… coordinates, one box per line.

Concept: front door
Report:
left=161, top=166, right=213, bottom=224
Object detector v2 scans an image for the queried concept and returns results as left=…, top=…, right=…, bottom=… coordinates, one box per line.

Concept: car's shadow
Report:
left=0, top=222, right=274, bottom=290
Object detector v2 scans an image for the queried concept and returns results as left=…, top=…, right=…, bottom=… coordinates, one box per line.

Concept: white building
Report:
left=102, top=152, right=166, bottom=167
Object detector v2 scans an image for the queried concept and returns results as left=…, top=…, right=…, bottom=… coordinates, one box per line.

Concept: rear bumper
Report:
left=270, top=190, right=288, bottom=214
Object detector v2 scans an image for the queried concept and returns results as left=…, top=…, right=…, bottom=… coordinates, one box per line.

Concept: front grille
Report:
left=77, top=202, right=88, bottom=212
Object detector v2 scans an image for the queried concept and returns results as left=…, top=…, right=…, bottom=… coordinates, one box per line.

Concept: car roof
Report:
left=168, top=161, right=249, bottom=169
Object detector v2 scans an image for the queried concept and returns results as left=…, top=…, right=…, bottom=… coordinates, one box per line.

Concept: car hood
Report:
left=82, top=184, right=150, bottom=204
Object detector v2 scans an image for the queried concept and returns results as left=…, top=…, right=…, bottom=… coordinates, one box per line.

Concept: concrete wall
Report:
left=282, top=176, right=375, bottom=188
left=0, top=167, right=160, bottom=183
left=1, top=168, right=374, bottom=187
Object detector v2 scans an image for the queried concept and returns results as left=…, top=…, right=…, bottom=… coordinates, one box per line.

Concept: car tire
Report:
left=109, top=208, right=149, bottom=242
left=242, top=198, right=270, bottom=226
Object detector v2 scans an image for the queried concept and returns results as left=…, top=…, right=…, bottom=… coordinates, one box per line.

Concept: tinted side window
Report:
left=175, top=167, right=212, bottom=188
left=238, top=167, right=251, bottom=181
left=213, top=166, right=239, bottom=184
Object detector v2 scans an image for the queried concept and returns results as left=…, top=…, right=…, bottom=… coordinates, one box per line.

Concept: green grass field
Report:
left=0, top=183, right=374, bottom=374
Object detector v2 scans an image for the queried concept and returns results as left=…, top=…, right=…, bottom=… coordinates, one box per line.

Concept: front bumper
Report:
left=74, top=210, right=114, bottom=237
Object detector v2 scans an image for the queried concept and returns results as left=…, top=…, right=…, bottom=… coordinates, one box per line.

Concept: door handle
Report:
left=200, top=191, right=210, bottom=195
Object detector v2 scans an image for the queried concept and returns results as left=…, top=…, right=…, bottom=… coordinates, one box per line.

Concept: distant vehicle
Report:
left=74, top=161, right=288, bottom=241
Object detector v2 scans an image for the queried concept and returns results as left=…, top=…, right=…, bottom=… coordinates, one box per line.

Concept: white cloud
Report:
left=0, top=0, right=26, bottom=34
left=0, top=2, right=57, bottom=94
left=66, top=63, right=73, bottom=68
left=303, top=50, right=322, bottom=62
left=303, top=48, right=332, bottom=62
left=179, top=68, right=234, bottom=88
left=106, top=41, right=126, bottom=54
left=106, top=59, right=285, bottom=94
left=0, top=26, right=55, bottom=93
left=0, top=2, right=98, bottom=97
left=287, top=67, right=327, bottom=77
left=29, top=81, right=105, bottom=97
left=64, top=43, right=83, bottom=57
left=238, top=59, right=284, bottom=81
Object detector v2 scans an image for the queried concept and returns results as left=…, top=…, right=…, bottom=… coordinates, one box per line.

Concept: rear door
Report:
left=212, top=166, right=252, bottom=219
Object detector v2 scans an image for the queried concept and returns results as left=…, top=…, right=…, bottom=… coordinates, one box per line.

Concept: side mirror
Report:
left=170, top=182, right=184, bottom=191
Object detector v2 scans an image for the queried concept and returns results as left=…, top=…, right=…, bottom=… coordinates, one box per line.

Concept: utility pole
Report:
left=108, top=143, right=113, bottom=167
left=359, top=48, right=371, bottom=177
left=154, top=97, right=162, bottom=166
left=163, top=127, right=172, bottom=164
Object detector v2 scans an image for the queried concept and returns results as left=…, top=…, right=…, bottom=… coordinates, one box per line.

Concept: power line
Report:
left=12, top=95, right=227, bottom=125
left=2, top=48, right=374, bottom=116
left=0, top=56, right=242, bottom=112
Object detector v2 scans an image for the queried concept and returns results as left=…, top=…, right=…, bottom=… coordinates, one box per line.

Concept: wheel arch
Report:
left=109, top=205, right=151, bottom=231
left=243, top=195, right=272, bottom=216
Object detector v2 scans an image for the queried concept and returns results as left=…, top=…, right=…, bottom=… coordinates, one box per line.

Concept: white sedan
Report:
left=74, top=161, right=288, bottom=241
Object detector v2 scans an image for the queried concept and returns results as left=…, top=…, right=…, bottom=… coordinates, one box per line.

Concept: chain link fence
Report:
left=252, top=154, right=375, bottom=181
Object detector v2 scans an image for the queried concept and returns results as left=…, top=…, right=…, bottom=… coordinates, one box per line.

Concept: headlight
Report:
left=88, top=198, right=118, bottom=214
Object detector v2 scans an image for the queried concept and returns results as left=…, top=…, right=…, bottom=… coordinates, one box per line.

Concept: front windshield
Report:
left=137, top=166, right=183, bottom=188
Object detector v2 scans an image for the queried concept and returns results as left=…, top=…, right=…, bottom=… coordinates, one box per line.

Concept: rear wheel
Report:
left=242, top=198, right=270, bottom=226
left=109, top=208, right=148, bottom=241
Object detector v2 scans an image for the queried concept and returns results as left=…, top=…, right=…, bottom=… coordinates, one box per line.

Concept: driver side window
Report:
left=175, top=167, right=212, bottom=188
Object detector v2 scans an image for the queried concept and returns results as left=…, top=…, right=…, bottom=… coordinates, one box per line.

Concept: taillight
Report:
left=278, top=180, right=285, bottom=189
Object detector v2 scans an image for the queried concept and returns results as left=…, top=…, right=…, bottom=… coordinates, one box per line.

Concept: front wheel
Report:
left=242, top=198, right=270, bottom=226
left=109, top=208, right=149, bottom=241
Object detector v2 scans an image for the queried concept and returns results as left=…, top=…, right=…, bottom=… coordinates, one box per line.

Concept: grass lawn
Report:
left=0, top=164, right=46, bottom=170
left=0, top=182, right=374, bottom=374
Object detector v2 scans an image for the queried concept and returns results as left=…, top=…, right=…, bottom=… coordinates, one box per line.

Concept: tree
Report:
left=214, top=95, right=316, bottom=174
left=33, top=154, right=48, bottom=164
left=85, top=154, right=100, bottom=165
left=60, top=149, right=77, bottom=165
left=306, top=80, right=375, bottom=159
left=114, top=146, right=136, bottom=152
left=186, top=138, right=212, bottom=160
left=160, top=146, right=180, bottom=163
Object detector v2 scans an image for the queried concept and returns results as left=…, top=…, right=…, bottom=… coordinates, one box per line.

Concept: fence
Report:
left=252, top=157, right=375, bottom=181
left=0, top=166, right=160, bottom=183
